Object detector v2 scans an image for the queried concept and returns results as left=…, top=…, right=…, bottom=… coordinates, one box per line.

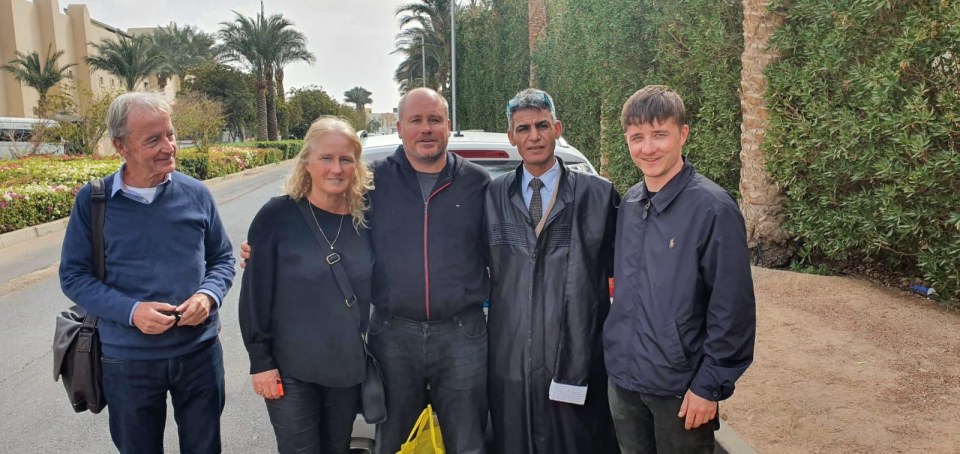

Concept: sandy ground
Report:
left=721, top=267, right=960, bottom=453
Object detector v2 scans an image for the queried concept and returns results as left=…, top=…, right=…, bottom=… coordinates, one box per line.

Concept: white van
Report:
left=0, top=116, right=64, bottom=159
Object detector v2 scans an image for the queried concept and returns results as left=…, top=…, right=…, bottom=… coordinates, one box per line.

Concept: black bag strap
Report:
left=84, top=178, right=106, bottom=329
left=296, top=199, right=363, bottom=330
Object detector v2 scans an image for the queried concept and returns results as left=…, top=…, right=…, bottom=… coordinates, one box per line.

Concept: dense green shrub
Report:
left=254, top=140, right=303, bottom=160
left=456, top=0, right=743, bottom=194
left=456, top=0, right=530, bottom=133
left=765, top=0, right=960, bottom=299
left=0, top=147, right=286, bottom=234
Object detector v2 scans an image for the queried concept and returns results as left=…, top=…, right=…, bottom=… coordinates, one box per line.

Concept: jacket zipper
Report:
left=423, top=181, right=452, bottom=320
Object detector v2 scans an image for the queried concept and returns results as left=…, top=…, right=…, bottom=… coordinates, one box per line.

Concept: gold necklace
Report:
left=309, top=204, right=345, bottom=250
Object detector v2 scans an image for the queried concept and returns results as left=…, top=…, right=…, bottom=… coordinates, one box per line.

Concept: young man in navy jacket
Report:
left=604, top=86, right=756, bottom=453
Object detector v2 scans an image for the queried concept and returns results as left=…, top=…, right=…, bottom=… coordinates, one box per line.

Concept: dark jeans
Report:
left=608, top=382, right=715, bottom=454
left=368, top=307, right=488, bottom=454
left=101, top=339, right=225, bottom=454
left=264, top=377, right=361, bottom=454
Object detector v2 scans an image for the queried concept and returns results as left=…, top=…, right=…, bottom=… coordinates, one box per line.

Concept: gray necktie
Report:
left=529, top=178, right=544, bottom=225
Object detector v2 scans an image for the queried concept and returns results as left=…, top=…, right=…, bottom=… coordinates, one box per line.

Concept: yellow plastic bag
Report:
left=397, top=404, right=445, bottom=454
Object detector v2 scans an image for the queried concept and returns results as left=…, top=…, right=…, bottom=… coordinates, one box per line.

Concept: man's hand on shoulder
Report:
left=133, top=302, right=178, bottom=334
left=239, top=240, right=251, bottom=269
left=177, top=293, right=213, bottom=326
left=678, top=389, right=718, bottom=430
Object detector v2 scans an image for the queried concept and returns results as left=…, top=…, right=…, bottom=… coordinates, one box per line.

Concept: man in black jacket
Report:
left=485, top=88, right=619, bottom=453
left=241, top=89, right=491, bottom=453
left=366, top=88, right=491, bottom=454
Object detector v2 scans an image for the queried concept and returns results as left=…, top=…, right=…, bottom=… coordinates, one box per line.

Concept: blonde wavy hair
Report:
left=284, top=117, right=373, bottom=229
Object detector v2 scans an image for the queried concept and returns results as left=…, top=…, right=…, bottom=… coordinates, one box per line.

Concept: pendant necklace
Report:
left=309, top=203, right=345, bottom=250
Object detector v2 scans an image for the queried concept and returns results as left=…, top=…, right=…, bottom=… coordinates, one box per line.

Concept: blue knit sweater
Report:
left=59, top=171, right=235, bottom=360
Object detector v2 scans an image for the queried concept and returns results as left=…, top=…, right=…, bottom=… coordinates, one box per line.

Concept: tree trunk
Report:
left=528, top=0, right=547, bottom=87
left=738, top=0, right=792, bottom=266
left=598, top=96, right=610, bottom=179
left=256, top=77, right=268, bottom=141
left=276, top=68, right=286, bottom=102
left=266, top=66, right=279, bottom=141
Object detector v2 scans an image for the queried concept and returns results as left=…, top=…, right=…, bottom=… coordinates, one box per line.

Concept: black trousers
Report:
left=264, top=377, right=361, bottom=454
left=608, top=382, right=716, bottom=454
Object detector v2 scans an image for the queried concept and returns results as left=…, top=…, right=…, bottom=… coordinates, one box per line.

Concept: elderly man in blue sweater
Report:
left=60, top=92, right=235, bottom=454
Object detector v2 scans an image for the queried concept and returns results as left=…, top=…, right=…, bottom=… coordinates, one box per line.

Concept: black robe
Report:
left=485, top=161, right=619, bottom=454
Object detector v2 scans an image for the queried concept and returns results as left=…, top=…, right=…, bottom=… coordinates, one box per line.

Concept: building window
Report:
left=99, top=76, right=104, bottom=86
left=110, top=79, right=115, bottom=87
left=67, top=70, right=73, bottom=79
left=143, top=82, right=148, bottom=90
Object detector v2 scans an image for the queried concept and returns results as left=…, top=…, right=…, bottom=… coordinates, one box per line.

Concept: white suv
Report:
left=360, top=130, right=598, bottom=177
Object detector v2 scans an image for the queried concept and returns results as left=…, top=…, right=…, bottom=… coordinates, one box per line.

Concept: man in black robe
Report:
left=485, top=88, right=619, bottom=453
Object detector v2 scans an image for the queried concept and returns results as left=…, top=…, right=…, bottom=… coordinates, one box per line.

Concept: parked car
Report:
left=348, top=130, right=599, bottom=453
left=359, top=130, right=598, bottom=177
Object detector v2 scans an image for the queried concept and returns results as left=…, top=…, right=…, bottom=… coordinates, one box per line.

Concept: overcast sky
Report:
left=73, top=0, right=408, bottom=112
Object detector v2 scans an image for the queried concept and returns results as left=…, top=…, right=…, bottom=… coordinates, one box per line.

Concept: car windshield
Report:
left=479, top=162, right=520, bottom=178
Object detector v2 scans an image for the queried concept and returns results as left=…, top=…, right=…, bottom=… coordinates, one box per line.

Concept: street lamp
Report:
left=421, top=33, right=426, bottom=87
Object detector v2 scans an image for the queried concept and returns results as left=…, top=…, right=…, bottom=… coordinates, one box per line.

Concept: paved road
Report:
left=0, top=162, right=295, bottom=453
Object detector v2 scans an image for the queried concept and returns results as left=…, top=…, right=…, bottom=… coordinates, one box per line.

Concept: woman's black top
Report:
left=239, top=195, right=373, bottom=387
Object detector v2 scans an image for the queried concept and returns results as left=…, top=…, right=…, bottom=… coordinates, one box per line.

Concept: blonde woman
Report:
left=239, top=117, right=374, bottom=453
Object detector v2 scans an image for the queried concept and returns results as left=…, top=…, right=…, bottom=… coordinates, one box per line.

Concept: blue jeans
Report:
left=264, top=377, right=361, bottom=453
left=101, top=339, right=225, bottom=454
left=368, top=307, right=488, bottom=454
left=607, top=382, right=715, bottom=454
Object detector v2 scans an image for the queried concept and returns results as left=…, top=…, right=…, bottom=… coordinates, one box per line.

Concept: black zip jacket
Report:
left=368, top=146, right=490, bottom=321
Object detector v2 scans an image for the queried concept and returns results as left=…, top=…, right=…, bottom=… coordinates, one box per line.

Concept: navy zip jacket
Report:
left=604, top=159, right=755, bottom=401
left=367, top=147, right=490, bottom=321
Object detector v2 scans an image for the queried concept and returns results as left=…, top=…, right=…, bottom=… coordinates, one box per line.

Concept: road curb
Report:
left=716, top=419, right=758, bottom=454
left=0, top=160, right=291, bottom=250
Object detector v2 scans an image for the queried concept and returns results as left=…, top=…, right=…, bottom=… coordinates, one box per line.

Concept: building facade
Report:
left=0, top=0, right=176, bottom=118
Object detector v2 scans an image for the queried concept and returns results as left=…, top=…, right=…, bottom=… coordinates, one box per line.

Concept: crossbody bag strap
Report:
left=84, top=178, right=106, bottom=329
left=296, top=199, right=363, bottom=330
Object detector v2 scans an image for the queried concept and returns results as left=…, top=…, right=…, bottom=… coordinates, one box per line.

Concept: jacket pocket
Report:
left=663, top=321, right=690, bottom=369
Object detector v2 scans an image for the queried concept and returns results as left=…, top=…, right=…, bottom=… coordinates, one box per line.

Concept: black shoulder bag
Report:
left=53, top=178, right=107, bottom=414
left=297, top=199, right=387, bottom=424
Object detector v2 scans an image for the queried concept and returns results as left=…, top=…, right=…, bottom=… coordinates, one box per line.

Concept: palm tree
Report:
left=218, top=10, right=312, bottom=141
left=218, top=12, right=270, bottom=141
left=738, top=0, right=793, bottom=266
left=1, top=44, right=76, bottom=117
left=85, top=35, right=161, bottom=92
left=344, top=87, right=373, bottom=115
left=392, top=24, right=443, bottom=94
left=151, top=23, right=217, bottom=90
left=394, top=0, right=452, bottom=96
left=273, top=38, right=315, bottom=103
left=264, top=22, right=313, bottom=141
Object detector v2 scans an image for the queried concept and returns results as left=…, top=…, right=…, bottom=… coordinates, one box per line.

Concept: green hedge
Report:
left=1, top=145, right=288, bottom=234
left=254, top=140, right=303, bottom=160
left=456, top=0, right=743, bottom=194
left=454, top=0, right=958, bottom=301
left=765, top=0, right=960, bottom=299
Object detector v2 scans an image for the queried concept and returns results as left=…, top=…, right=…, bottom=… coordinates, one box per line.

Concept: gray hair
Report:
left=397, top=87, right=449, bottom=120
left=505, top=88, right=558, bottom=130
left=107, top=92, right=173, bottom=140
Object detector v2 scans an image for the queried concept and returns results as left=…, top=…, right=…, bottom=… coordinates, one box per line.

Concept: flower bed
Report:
left=0, top=145, right=289, bottom=234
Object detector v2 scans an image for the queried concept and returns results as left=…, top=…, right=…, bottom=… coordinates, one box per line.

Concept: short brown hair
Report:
left=620, top=85, right=686, bottom=131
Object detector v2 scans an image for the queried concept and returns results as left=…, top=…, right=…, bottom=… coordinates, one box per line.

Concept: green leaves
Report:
left=767, top=0, right=960, bottom=300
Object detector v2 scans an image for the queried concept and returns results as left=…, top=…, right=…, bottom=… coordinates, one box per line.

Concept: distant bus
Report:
left=0, top=116, right=64, bottom=159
